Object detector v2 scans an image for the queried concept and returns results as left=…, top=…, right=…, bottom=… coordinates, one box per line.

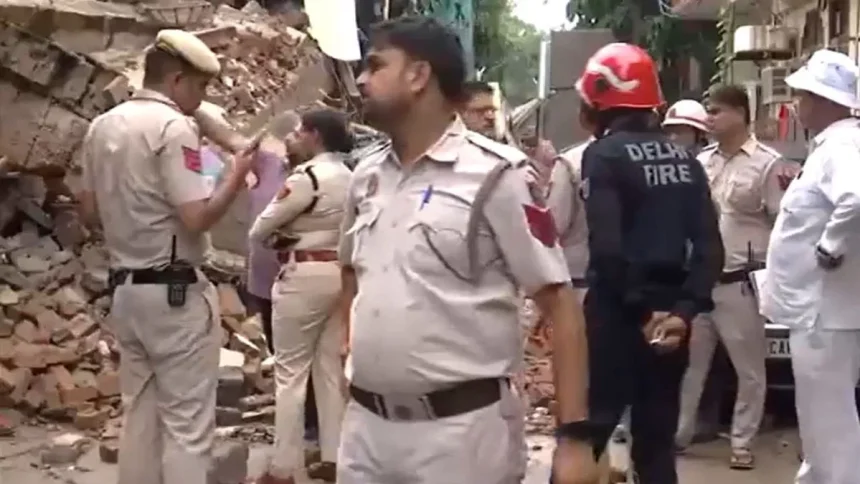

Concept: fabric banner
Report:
left=306, top=0, right=361, bottom=61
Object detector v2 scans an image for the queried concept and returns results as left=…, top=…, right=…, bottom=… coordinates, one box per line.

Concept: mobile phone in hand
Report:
left=242, top=131, right=266, bottom=155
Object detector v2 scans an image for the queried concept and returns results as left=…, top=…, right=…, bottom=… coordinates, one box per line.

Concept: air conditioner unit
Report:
left=761, top=66, right=792, bottom=105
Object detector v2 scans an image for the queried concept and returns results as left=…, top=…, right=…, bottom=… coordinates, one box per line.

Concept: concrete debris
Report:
left=98, top=439, right=118, bottom=464
left=520, top=298, right=556, bottom=435
left=0, top=231, right=275, bottom=438
left=40, top=432, right=89, bottom=466
left=0, top=3, right=328, bottom=174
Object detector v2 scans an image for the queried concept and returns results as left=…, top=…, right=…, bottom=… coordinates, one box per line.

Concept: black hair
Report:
left=463, top=81, right=493, bottom=99
left=369, top=15, right=466, bottom=103
left=707, top=84, right=751, bottom=125
left=594, top=107, right=659, bottom=138
left=579, top=101, right=599, bottom=128
left=142, top=47, right=194, bottom=87
left=301, top=108, right=354, bottom=153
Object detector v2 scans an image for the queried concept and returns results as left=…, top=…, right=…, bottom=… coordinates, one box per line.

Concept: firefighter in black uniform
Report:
left=562, top=43, right=724, bottom=484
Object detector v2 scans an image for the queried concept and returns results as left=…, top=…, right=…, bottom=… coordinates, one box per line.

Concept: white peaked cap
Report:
left=786, top=49, right=860, bottom=109
left=155, top=29, right=221, bottom=76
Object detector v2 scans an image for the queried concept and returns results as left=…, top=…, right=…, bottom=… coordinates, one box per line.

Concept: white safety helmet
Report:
left=662, top=99, right=709, bottom=133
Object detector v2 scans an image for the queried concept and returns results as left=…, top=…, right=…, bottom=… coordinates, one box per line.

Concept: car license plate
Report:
left=767, top=337, right=791, bottom=358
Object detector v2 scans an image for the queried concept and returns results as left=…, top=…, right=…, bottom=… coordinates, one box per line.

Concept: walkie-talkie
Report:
left=166, top=235, right=189, bottom=308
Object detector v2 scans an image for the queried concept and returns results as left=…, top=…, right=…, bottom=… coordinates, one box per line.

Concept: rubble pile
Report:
left=0, top=3, right=330, bottom=174
left=207, top=22, right=323, bottom=128
left=520, top=299, right=556, bottom=434
left=0, top=227, right=277, bottom=435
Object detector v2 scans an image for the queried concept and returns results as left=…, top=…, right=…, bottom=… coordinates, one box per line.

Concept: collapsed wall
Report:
left=0, top=2, right=329, bottom=174
left=0, top=2, right=336, bottom=429
left=0, top=3, right=332, bottom=255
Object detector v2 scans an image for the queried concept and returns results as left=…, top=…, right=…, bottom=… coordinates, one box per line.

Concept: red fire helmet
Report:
left=575, top=43, right=665, bottom=111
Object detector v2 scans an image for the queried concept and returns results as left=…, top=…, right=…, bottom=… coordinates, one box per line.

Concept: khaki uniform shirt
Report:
left=698, top=137, right=794, bottom=272
left=80, top=89, right=211, bottom=269
left=548, top=140, right=592, bottom=281
left=249, top=152, right=352, bottom=251
left=338, top=118, right=570, bottom=395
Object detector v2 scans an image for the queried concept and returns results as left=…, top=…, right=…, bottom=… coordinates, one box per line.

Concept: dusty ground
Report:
left=524, top=428, right=801, bottom=484
left=0, top=423, right=801, bottom=484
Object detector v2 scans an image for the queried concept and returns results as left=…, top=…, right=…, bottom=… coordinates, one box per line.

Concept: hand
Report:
left=552, top=438, right=599, bottom=484
left=642, top=311, right=669, bottom=342
left=776, top=162, right=801, bottom=190
left=231, top=148, right=256, bottom=177
left=815, top=245, right=843, bottom=271
left=643, top=311, right=687, bottom=353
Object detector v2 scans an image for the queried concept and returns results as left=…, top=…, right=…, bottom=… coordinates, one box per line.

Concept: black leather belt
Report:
left=719, top=270, right=748, bottom=285
left=111, top=267, right=198, bottom=285
left=350, top=378, right=503, bottom=421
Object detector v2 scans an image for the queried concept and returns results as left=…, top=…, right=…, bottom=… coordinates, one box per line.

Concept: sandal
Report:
left=730, top=448, right=755, bottom=470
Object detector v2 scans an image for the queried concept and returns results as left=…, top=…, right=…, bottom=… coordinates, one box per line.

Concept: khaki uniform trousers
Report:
left=677, top=281, right=766, bottom=450
left=268, top=260, right=344, bottom=478
left=337, top=382, right=524, bottom=484
left=111, top=277, right=220, bottom=484
left=793, top=327, right=860, bottom=484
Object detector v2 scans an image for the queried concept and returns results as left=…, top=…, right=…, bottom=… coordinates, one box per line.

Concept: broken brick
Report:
left=13, top=320, right=41, bottom=343
left=7, top=368, right=33, bottom=404
left=51, top=365, right=97, bottom=406
left=0, top=364, right=16, bottom=394
left=96, top=370, right=120, bottom=397
left=73, top=406, right=110, bottom=430
left=69, top=313, right=98, bottom=339
left=99, top=440, right=119, bottom=464
left=35, top=309, right=65, bottom=334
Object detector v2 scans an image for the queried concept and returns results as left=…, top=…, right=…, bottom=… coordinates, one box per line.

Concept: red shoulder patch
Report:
left=275, top=184, right=291, bottom=200
left=522, top=204, right=557, bottom=247
left=182, top=146, right=202, bottom=173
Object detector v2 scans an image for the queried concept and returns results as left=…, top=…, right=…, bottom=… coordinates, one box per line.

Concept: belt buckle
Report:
left=377, top=393, right=436, bottom=421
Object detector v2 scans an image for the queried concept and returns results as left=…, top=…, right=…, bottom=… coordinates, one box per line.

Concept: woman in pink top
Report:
left=246, top=112, right=300, bottom=350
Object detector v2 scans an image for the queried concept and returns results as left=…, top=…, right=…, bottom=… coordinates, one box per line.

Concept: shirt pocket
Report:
left=725, top=170, right=762, bottom=214
left=405, top=194, right=500, bottom=282
left=346, top=202, right=381, bottom=269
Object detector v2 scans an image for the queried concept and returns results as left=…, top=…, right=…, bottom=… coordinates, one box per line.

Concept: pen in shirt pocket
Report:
left=420, top=185, right=434, bottom=210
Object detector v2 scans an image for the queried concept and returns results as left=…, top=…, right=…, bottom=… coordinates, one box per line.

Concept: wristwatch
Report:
left=554, top=420, right=594, bottom=443
left=815, top=245, right=843, bottom=270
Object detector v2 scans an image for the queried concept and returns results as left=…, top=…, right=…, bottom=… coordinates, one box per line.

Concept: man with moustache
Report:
left=337, top=15, right=596, bottom=484
left=459, top=80, right=497, bottom=138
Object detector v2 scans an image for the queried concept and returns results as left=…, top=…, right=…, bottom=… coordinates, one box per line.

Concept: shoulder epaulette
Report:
left=353, top=138, right=391, bottom=158
left=754, top=141, right=782, bottom=158
left=465, top=131, right=528, bottom=163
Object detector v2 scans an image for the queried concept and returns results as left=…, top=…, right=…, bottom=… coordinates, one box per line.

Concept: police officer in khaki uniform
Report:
left=337, top=17, right=596, bottom=484
left=548, top=106, right=598, bottom=302
left=77, top=30, right=255, bottom=484
left=676, top=85, right=799, bottom=468
left=249, top=109, right=353, bottom=484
